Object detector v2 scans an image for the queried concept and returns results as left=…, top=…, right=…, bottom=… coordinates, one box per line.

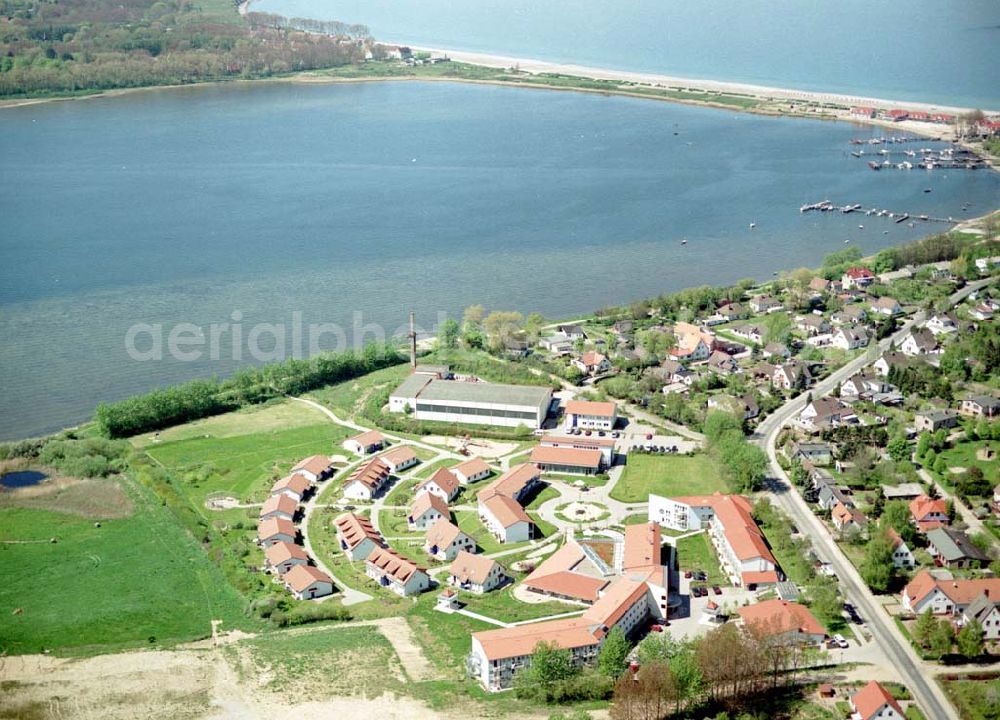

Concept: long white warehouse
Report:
left=389, top=374, right=553, bottom=429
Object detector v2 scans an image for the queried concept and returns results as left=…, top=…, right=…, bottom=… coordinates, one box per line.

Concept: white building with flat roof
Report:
left=389, top=375, right=553, bottom=429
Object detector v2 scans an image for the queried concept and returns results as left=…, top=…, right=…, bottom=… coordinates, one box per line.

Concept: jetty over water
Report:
left=800, top=200, right=958, bottom=225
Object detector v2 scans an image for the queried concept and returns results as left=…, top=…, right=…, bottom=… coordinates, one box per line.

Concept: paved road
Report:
left=752, top=277, right=994, bottom=720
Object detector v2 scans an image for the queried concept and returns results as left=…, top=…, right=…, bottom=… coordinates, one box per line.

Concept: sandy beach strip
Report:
left=397, top=44, right=997, bottom=116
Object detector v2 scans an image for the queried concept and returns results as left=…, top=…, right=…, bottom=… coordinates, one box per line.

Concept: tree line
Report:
left=95, top=342, right=402, bottom=438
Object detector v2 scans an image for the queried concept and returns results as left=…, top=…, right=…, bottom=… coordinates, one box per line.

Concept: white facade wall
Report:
left=567, top=412, right=616, bottom=431
left=291, top=580, right=333, bottom=600
left=342, top=536, right=379, bottom=562
left=408, top=508, right=445, bottom=531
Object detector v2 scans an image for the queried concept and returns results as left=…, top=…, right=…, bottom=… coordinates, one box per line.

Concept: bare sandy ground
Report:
left=399, top=45, right=996, bottom=116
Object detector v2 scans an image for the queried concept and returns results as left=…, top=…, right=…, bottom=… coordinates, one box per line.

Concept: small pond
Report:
left=0, top=470, right=47, bottom=489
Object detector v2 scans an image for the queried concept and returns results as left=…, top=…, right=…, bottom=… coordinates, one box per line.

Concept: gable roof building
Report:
left=365, top=546, right=430, bottom=596
left=342, top=457, right=392, bottom=500
left=334, top=512, right=385, bottom=561
left=449, top=551, right=509, bottom=594
left=850, top=681, right=904, bottom=720
left=737, top=599, right=826, bottom=645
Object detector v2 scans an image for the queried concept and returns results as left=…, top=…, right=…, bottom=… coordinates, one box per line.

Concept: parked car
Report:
left=684, top=570, right=692, bottom=579
left=712, top=585, right=722, bottom=595
left=645, top=433, right=653, bottom=440
left=833, top=634, right=849, bottom=649
left=649, top=623, right=664, bottom=633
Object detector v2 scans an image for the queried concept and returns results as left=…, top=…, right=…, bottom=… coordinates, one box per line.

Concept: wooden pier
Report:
left=800, top=202, right=957, bottom=225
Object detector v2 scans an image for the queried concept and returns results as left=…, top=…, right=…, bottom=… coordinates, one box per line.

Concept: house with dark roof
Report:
left=926, top=528, right=989, bottom=569
left=961, top=395, right=1000, bottom=418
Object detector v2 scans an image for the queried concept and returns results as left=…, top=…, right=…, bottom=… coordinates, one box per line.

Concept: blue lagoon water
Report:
left=252, top=0, right=1000, bottom=109
left=1, top=81, right=999, bottom=439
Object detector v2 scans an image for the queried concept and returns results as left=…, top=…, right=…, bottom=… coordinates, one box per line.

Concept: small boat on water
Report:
left=749, top=223, right=756, bottom=229
left=681, top=238, right=687, bottom=245
left=924, top=188, right=932, bottom=193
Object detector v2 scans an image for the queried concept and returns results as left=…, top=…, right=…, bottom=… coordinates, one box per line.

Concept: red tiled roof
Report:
left=348, top=430, right=385, bottom=448
left=622, top=523, right=662, bottom=571
left=334, top=512, right=383, bottom=550
left=417, top=467, right=461, bottom=497
left=737, top=599, right=824, bottom=638
left=450, top=551, right=502, bottom=586
left=366, top=546, right=426, bottom=584
left=530, top=445, right=603, bottom=469
left=284, top=564, right=332, bottom=593
left=425, top=518, right=466, bottom=549
left=852, top=681, right=903, bottom=720
left=564, top=400, right=617, bottom=418
left=264, top=541, right=308, bottom=568
left=292, top=455, right=334, bottom=476
left=271, top=472, right=311, bottom=496
left=261, top=493, right=298, bottom=517
left=345, top=457, right=391, bottom=491
left=453, top=457, right=491, bottom=478
left=258, top=516, right=296, bottom=541
left=410, top=491, right=449, bottom=520
left=524, top=571, right=609, bottom=602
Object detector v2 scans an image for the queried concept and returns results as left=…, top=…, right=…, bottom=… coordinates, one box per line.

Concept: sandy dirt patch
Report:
left=0, top=474, right=134, bottom=519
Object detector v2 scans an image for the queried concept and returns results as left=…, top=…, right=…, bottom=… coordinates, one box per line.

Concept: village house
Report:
left=736, top=599, right=826, bottom=645
left=975, top=256, right=1000, bottom=273
left=883, top=483, right=925, bottom=502
left=530, top=445, right=604, bottom=475
left=660, top=359, right=695, bottom=385
left=648, top=493, right=780, bottom=587
left=763, top=341, right=791, bottom=359
left=408, top=491, right=450, bottom=531
left=335, top=512, right=385, bottom=561
left=448, top=551, right=509, bottom=594
left=264, top=541, right=309, bottom=575
left=840, top=373, right=901, bottom=405
left=887, top=528, right=916, bottom=569
left=872, top=351, right=922, bottom=378
left=772, top=361, right=812, bottom=391
left=259, top=493, right=298, bottom=523
left=832, top=304, right=868, bottom=325
left=850, top=106, right=876, bottom=119
left=870, top=296, right=903, bottom=316
left=900, top=328, right=939, bottom=357
left=850, top=681, right=905, bottom=720
left=970, top=304, right=995, bottom=321
left=798, top=397, right=858, bottom=432
left=377, top=444, right=419, bottom=474
left=504, top=337, right=532, bottom=359
left=831, top=502, right=868, bottom=535
left=424, top=518, right=476, bottom=561
left=564, top=399, right=618, bottom=431
left=913, top=409, right=960, bottom=433
left=283, top=564, right=334, bottom=600
left=961, top=395, right=1000, bottom=418
left=270, top=473, right=312, bottom=503
left=257, top=517, right=297, bottom=547
left=731, top=324, right=764, bottom=344
left=572, top=351, right=612, bottom=376
left=909, top=495, right=950, bottom=533
left=926, top=312, right=959, bottom=336
left=342, top=430, right=386, bottom=457
left=842, top=267, right=875, bottom=290
left=557, top=323, right=587, bottom=340
left=365, top=546, right=431, bottom=596
left=416, top=467, right=462, bottom=502
left=290, top=455, right=336, bottom=483
left=902, top=570, right=1000, bottom=615
left=831, top=325, right=870, bottom=351
left=539, top=333, right=574, bottom=354
left=960, top=594, right=1000, bottom=641
left=477, top=464, right=541, bottom=543
left=818, top=484, right=854, bottom=511
left=749, top=295, right=783, bottom=314
left=796, top=314, right=831, bottom=336
left=809, top=276, right=833, bottom=295
left=792, top=442, right=833, bottom=466
left=342, top=457, right=392, bottom=501
left=926, top=528, right=989, bottom=569
left=707, top=350, right=739, bottom=375
left=718, top=301, right=746, bottom=320
left=452, top=457, right=492, bottom=485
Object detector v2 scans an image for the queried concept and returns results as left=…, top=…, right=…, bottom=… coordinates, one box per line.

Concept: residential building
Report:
left=900, top=328, right=938, bottom=357
left=647, top=493, right=779, bottom=587
left=818, top=484, right=854, bottom=511
left=909, top=495, right=949, bottom=533
left=572, top=351, right=612, bottom=376
left=926, top=528, right=989, bottom=569
left=731, top=324, right=764, bottom=344
left=749, top=295, right=783, bottom=313
left=902, top=570, right=1000, bottom=615
left=342, top=457, right=392, bottom=501
left=477, top=464, right=541, bottom=543
left=365, top=546, right=430, bottom=596
left=840, top=373, right=901, bottom=405
left=832, top=305, right=868, bottom=325
left=257, top=517, right=296, bottom=547
left=707, top=350, right=739, bottom=375
left=772, top=361, right=812, bottom=391
left=870, top=296, right=902, bottom=316
left=378, top=445, right=419, bottom=474
left=736, top=599, right=826, bottom=645
left=424, top=518, right=476, bottom=561
left=831, top=502, right=868, bottom=534
left=530, top=445, right=604, bottom=475
left=283, top=564, right=334, bottom=600
left=970, top=304, right=995, bottom=321
left=872, top=350, right=921, bottom=377
left=842, top=267, right=875, bottom=290
left=264, top=541, right=309, bottom=575
left=660, top=359, right=695, bottom=385
left=796, top=314, right=831, bottom=336
left=798, top=397, right=858, bottom=432
left=926, top=312, right=959, bottom=336
left=335, top=512, right=385, bottom=561
left=290, top=455, right=336, bottom=483
left=793, top=442, right=833, bottom=466
left=417, top=467, right=461, bottom=502
left=961, top=395, right=1000, bottom=418
left=452, top=457, right=492, bottom=485
left=960, top=594, right=1000, bottom=641
left=809, top=276, right=833, bottom=294
left=718, top=301, right=746, bottom=320
left=564, top=399, right=618, bottom=431
left=914, top=409, right=960, bottom=433
left=886, top=528, right=916, bottom=569
left=540, top=333, right=574, bottom=354
left=832, top=325, right=869, bottom=351
left=389, top=375, right=553, bottom=429
left=850, top=681, right=905, bottom=720
left=448, top=551, right=509, bottom=594
left=557, top=324, right=587, bottom=340
left=270, top=473, right=312, bottom=503
left=523, top=540, right=612, bottom=603
left=763, top=342, right=791, bottom=359
left=259, top=493, right=298, bottom=522
left=408, top=491, right=450, bottom=531
left=342, top=430, right=386, bottom=456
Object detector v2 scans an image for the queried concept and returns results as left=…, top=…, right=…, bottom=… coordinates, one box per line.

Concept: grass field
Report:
left=675, top=532, right=729, bottom=586
left=307, top=363, right=412, bottom=418
left=460, top=586, right=582, bottom=624
left=0, top=477, right=252, bottom=655
left=936, top=440, right=998, bottom=492
left=941, top=676, right=1000, bottom=720
left=143, top=417, right=352, bottom=513
left=609, top=453, right=727, bottom=503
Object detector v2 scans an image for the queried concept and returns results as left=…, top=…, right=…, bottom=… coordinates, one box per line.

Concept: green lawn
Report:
left=675, top=532, right=729, bottom=586
left=459, top=586, right=582, bottom=624
left=378, top=506, right=426, bottom=537
left=936, top=440, right=998, bottom=492
left=610, top=453, right=727, bottom=503
left=941, top=676, right=1000, bottom=720
left=307, top=363, right=412, bottom=418
left=383, top=477, right=419, bottom=507
left=0, top=478, right=253, bottom=656
left=144, top=421, right=352, bottom=512
left=414, top=457, right=461, bottom=479
left=454, top=510, right=529, bottom=555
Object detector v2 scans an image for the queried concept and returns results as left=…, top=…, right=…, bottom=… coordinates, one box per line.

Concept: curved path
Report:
left=752, top=276, right=995, bottom=720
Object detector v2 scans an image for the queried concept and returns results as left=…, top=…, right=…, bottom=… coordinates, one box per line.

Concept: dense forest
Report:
left=0, top=0, right=374, bottom=96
